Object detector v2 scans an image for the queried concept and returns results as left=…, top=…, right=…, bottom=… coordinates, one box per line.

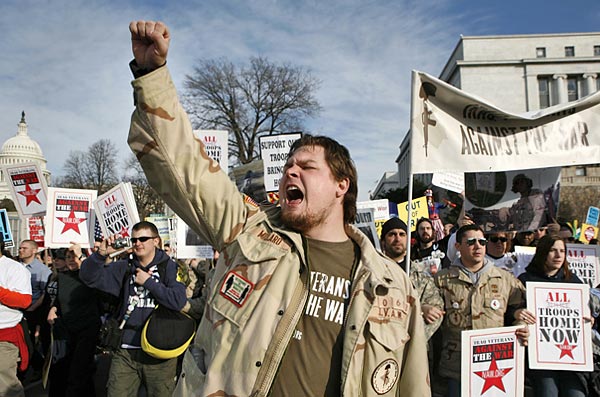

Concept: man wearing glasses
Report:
left=80, top=221, right=187, bottom=396
left=434, top=224, right=529, bottom=397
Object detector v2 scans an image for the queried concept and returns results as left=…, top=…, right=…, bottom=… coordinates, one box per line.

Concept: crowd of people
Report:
left=0, top=18, right=599, bottom=397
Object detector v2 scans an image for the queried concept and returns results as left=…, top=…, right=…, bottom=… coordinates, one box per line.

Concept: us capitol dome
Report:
left=0, top=111, right=51, bottom=202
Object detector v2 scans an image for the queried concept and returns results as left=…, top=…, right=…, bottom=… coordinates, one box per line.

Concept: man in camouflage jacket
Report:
left=127, top=20, right=431, bottom=397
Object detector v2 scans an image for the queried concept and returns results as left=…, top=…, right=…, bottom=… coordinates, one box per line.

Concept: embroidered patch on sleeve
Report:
left=220, top=271, right=255, bottom=307
left=372, top=359, right=399, bottom=394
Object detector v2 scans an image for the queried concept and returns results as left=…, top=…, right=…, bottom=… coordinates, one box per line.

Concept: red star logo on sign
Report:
left=57, top=210, right=87, bottom=235
left=17, top=183, right=42, bottom=206
left=118, top=225, right=130, bottom=237
left=474, top=357, right=513, bottom=394
left=556, top=337, right=576, bottom=359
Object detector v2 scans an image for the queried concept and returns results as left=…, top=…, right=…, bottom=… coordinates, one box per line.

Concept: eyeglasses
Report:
left=489, top=236, right=508, bottom=243
left=465, top=237, right=487, bottom=246
left=131, top=236, right=157, bottom=244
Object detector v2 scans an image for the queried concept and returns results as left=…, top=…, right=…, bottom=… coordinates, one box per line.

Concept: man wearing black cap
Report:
left=380, top=217, right=444, bottom=341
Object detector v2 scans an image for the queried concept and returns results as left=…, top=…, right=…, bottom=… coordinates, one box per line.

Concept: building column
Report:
left=553, top=74, right=568, bottom=103
left=583, top=73, right=597, bottom=96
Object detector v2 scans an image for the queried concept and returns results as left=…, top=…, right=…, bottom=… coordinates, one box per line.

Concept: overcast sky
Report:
left=1, top=0, right=599, bottom=200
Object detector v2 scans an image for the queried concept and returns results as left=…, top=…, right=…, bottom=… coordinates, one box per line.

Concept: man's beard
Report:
left=281, top=207, right=327, bottom=234
left=419, top=234, right=435, bottom=244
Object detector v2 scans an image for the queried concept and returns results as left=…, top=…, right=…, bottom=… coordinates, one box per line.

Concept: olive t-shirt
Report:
left=270, top=238, right=356, bottom=396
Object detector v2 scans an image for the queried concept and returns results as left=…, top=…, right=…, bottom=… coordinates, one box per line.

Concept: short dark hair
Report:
left=455, top=224, right=484, bottom=244
left=526, top=235, right=573, bottom=280
left=132, top=221, right=159, bottom=236
left=288, top=134, right=358, bottom=224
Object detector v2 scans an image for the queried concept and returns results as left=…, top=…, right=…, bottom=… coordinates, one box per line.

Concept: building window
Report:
left=575, top=167, right=586, bottom=177
left=595, top=46, right=600, bottom=56
left=536, top=47, right=546, bottom=58
left=538, top=77, right=551, bottom=108
left=565, top=46, right=575, bottom=57
left=567, top=76, right=581, bottom=101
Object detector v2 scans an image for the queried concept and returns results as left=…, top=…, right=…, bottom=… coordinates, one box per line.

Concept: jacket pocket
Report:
left=367, top=318, right=410, bottom=351
left=208, top=228, right=291, bottom=329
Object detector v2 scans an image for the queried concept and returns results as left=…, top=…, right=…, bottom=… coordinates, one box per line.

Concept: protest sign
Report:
left=27, top=216, right=45, bottom=247
left=397, top=196, right=428, bottom=232
left=259, top=133, right=302, bottom=198
left=512, top=246, right=535, bottom=277
left=567, top=243, right=600, bottom=288
left=93, top=182, right=139, bottom=239
left=526, top=281, right=593, bottom=371
left=357, top=199, right=398, bottom=237
left=461, top=326, right=525, bottom=397
left=45, top=188, right=96, bottom=248
left=0, top=209, right=14, bottom=248
left=194, top=129, right=229, bottom=172
left=175, top=216, right=214, bottom=259
left=586, top=206, right=599, bottom=227
left=432, top=172, right=465, bottom=194
left=354, top=207, right=381, bottom=251
left=579, top=223, right=599, bottom=244
left=463, top=168, right=560, bottom=233
left=2, top=162, right=48, bottom=216
left=410, top=71, right=600, bottom=175
left=145, top=215, right=170, bottom=244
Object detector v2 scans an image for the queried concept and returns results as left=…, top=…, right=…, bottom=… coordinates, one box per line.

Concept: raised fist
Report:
left=129, top=20, right=170, bottom=71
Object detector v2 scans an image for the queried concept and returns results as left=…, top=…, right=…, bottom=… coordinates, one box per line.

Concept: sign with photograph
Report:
left=461, top=326, right=525, bottom=397
left=175, top=216, right=214, bottom=259
left=526, top=281, right=593, bottom=371
left=357, top=199, right=398, bottom=237
left=2, top=162, right=48, bottom=216
left=353, top=207, right=381, bottom=251
left=45, top=188, right=96, bottom=248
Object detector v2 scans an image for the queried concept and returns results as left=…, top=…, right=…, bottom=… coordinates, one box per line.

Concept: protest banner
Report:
left=0, top=209, right=14, bottom=248
left=353, top=207, right=381, bottom=251
left=463, top=168, right=561, bottom=233
left=27, top=216, right=45, bottom=248
left=461, top=326, right=525, bottom=397
left=259, top=132, right=302, bottom=202
left=410, top=71, right=600, bottom=174
left=567, top=243, right=600, bottom=288
left=93, top=182, right=139, bottom=239
left=397, top=196, right=428, bottom=232
left=2, top=162, right=48, bottom=217
left=431, top=172, right=465, bottom=194
left=45, top=187, right=96, bottom=248
left=194, top=129, right=229, bottom=172
left=526, top=281, right=593, bottom=371
left=175, top=215, right=214, bottom=259
left=357, top=199, right=398, bottom=237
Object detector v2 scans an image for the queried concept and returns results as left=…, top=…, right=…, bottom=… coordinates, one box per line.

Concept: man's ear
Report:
left=336, top=178, right=350, bottom=198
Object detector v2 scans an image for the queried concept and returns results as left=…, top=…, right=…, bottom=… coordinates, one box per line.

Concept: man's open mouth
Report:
left=286, top=185, right=304, bottom=205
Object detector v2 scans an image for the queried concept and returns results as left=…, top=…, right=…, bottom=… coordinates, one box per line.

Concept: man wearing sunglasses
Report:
left=485, top=232, right=523, bottom=276
left=434, top=224, right=528, bottom=397
left=80, top=221, right=187, bottom=395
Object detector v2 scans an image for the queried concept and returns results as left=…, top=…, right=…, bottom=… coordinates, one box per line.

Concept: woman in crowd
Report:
left=47, top=245, right=100, bottom=396
left=517, top=234, right=587, bottom=397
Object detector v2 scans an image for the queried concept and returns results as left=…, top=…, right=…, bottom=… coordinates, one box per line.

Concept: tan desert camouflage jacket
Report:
left=127, top=66, right=431, bottom=396
left=434, top=259, right=526, bottom=380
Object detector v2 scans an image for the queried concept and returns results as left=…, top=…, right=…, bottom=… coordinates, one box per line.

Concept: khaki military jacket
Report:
left=128, top=66, right=431, bottom=396
left=408, top=262, right=443, bottom=341
left=434, top=259, right=525, bottom=380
